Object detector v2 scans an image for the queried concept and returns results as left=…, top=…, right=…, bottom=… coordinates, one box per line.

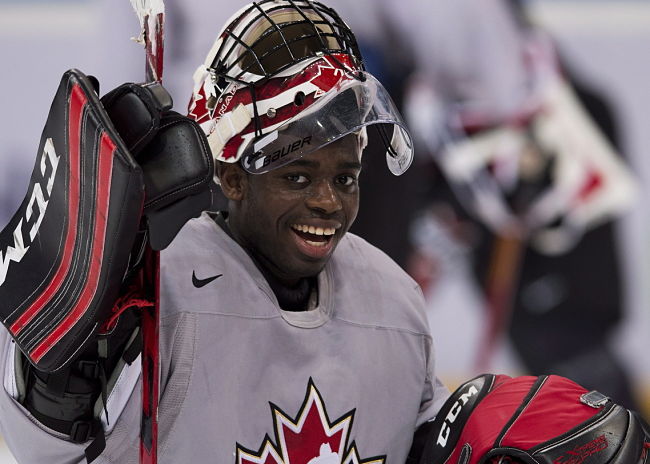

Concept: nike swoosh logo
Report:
left=192, top=271, right=223, bottom=288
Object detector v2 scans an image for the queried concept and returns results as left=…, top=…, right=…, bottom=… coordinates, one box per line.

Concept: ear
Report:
left=217, top=161, right=247, bottom=201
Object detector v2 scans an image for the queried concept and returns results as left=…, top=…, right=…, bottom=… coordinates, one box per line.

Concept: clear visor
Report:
left=240, top=72, right=414, bottom=175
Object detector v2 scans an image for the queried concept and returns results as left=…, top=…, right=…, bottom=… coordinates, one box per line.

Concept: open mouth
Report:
left=290, top=223, right=339, bottom=259
left=291, top=224, right=337, bottom=247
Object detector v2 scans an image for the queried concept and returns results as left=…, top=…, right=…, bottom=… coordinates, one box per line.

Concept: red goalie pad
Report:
left=0, top=69, right=145, bottom=372
left=420, top=374, right=649, bottom=464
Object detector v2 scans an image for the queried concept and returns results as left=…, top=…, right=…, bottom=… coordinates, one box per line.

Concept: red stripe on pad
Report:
left=31, top=132, right=116, bottom=362
left=501, top=376, right=598, bottom=448
left=10, top=84, right=86, bottom=335
left=448, top=376, right=537, bottom=464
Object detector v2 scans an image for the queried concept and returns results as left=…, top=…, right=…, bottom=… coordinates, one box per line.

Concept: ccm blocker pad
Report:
left=419, top=374, right=649, bottom=464
left=0, top=69, right=145, bottom=372
left=0, top=69, right=214, bottom=372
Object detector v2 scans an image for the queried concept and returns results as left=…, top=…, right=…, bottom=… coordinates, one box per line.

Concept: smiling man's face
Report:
left=221, top=135, right=362, bottom=285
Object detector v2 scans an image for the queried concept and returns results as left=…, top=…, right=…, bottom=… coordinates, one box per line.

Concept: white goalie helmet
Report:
left=188, top=0, right=413, bottom=177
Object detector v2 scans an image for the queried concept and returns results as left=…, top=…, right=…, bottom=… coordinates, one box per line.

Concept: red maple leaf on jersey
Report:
left=236, top=379, right=385, bottom=464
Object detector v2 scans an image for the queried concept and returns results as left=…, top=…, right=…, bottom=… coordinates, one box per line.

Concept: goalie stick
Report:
left=129, top=1, right=165, bottom=463
left=131, top=0, right=165, bottom=83
left=475, top=234, right=524, bottom=371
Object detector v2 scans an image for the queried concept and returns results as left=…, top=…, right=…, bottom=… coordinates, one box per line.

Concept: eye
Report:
left=286, top=174, right=309, bottom=184
left=336, top=175, right=357, bottom=187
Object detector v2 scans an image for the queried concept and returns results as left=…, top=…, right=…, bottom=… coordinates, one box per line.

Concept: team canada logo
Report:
left=236, top=379, right=386, bottom=464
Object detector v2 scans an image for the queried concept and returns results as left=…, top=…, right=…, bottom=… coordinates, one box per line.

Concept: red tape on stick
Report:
left=139, top=249, right=160, bottom=464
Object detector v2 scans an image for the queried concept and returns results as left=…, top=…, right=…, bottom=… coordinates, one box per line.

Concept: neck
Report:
left=213, top=212, right=316, bottom=311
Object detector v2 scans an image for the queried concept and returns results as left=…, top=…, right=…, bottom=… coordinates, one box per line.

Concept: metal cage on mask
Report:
left=189, top=0, right=413, bottom=177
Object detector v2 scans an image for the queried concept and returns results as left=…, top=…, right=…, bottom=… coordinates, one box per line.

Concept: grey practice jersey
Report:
left=0, top=213, right=449, bottom=463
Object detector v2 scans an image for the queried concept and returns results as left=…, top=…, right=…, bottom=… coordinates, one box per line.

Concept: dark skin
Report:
left=219, top=135, right=363, bottom=286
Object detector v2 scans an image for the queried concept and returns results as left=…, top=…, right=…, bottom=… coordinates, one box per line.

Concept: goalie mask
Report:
left=188, top=0, right=413, bottom=177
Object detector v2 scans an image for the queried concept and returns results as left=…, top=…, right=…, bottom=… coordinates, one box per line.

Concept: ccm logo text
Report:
left=0, top=138, right=60, bottom=286
left=437, top=384, right=479, bottom=447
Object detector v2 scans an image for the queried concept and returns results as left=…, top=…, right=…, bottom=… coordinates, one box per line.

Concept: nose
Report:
left=305, top=179, right=342, bottom=214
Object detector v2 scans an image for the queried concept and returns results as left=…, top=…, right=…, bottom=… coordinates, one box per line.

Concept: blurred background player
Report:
left=326, top=0, right=643, bottom=415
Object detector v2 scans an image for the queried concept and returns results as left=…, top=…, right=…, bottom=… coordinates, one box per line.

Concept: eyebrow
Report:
left=340, top=161, right=363, bottom=171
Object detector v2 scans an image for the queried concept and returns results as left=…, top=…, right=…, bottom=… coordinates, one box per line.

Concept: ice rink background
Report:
left=0, top=0, right=649, bottom=462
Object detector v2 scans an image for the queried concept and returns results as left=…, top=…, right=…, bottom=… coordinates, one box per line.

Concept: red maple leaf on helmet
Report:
left=309, top=55, right=351, bottom=97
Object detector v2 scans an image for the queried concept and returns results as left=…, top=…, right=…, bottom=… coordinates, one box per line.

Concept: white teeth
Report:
left=292, top=224, right=336, bottom=236
left=305, top=240, right=326, bottom=247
